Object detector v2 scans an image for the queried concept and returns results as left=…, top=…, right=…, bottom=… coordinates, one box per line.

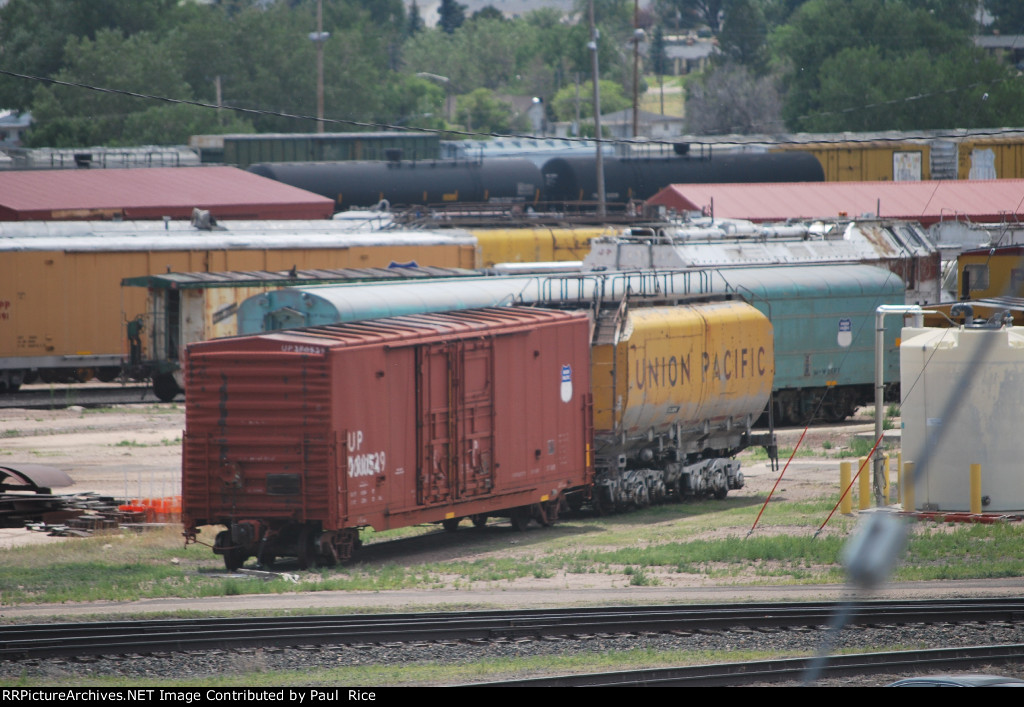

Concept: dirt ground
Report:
left=0, top=403, right=184, bottom=548
left=6, top=402, right=1023, bottom=618
left=0, top=402, right=888, bottom=550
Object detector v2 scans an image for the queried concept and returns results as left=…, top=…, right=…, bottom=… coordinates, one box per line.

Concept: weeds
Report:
left=833, top=437, right=873, bottom=459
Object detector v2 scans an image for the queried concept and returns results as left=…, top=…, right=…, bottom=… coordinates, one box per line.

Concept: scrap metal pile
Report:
left=1, top=464, right=177, bottom=536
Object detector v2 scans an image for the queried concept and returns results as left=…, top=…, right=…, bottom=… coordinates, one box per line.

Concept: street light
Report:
left=308, top=0, right=330, bottom=133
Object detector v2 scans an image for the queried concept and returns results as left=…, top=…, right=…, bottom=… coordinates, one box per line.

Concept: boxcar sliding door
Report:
left=416, top=339, right=496, bottom=505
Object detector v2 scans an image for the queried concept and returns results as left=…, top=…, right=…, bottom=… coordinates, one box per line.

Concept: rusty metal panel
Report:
left=0, top=464, right=74, bottom=491
left=182, top=307, right=592, bottom=533
left=182, top=348, right=334, bottom=527
left=415, top=338, right=497, bottom=506
left=417, top=342, right=456, bottom=506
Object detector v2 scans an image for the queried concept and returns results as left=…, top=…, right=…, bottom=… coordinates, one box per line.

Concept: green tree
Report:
left=806, top=45, right=1024, bottom=132
left=649, top=25, right=670, bottom=76
left=763, top=0, right=811, bottom=26
left=438, top=0, right=467, bottom=34
left=27, top=28, right=252, bottom=147
left=987, top=0, right=1024, bottom=35
left=472, top=6, right=505, bottom=22
left=770, top=0, right=979, bottom=130
left=185, top=1, right=396, bottom=132
left=0, top=0, right=185, bottom=110
left=402, top=18, right=537, bottom=93
left=348, top=0, right=405, bottom=31
left=718, top=0, right=769, bottom=71
left=454, top=88, right=520, bottom=134
left=377, top=74, right=446, bottom=129
left=551, top=79, right=631, bottom=122
left=652, top=0, right=725, bottom=32
left=407, top=0, right=426, bottom=36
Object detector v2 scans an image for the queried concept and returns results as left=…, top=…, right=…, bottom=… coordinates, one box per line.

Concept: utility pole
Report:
left=588, top=0, right=606, bottom=217
left=632, top=0, right=639, bottom=140
left=309, top=0, right=330, bottom=133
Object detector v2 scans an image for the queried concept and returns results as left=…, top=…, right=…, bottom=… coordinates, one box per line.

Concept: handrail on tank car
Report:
left=532, top=268, right=724, bottom=309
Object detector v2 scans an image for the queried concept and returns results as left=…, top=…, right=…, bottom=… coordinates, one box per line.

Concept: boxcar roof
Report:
left=122, top=266, right=479, bottom=289
left=648, top=180, right=1024, bottom=227
left=0, top=166, right=333, bottom=221
left=197, top=307, right=586, bottom=352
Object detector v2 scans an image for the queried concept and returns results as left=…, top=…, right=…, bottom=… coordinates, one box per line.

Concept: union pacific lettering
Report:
left=635, top=347, right=768, bottom=390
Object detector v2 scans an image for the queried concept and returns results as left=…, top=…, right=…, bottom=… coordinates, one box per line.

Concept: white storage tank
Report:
left=900, top=319, right=1024, bottom=512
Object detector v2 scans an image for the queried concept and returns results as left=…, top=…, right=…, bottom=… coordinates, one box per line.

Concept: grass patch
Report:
left=1, top=486, right=1021, bottom=606
left=895, top=522, right=1024, bottom=581
left=740, top=445, right=821, bottom=461
left=833, top=437, right=874, bottom=459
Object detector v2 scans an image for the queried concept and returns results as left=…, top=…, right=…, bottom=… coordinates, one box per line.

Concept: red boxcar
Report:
left=182, top=307, right=593, bottom=568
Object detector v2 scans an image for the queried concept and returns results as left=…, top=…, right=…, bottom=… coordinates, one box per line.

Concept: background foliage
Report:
left=1, top=0, right=1023, bottom=146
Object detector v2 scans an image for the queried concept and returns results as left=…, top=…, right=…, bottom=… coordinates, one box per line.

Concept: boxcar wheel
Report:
left=96, top=367, right=120, bottom=383
left=223, top=550, right=246, bottom=571
left=216, top=531, right=246, bottom=571
left=153, top=374, right=180, bottom=403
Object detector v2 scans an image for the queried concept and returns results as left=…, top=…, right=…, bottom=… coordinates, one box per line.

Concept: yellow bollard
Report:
left=897, top=452, right=903, bottom=504
left=840, top=461, right=852, bottom=514
left=904, top=461, right=915, bottom=512
left=970, top=463, right=982, bottom=515
left=858, top=456, right=871, bottom=510
left=883, top=454, right=891, bottom=504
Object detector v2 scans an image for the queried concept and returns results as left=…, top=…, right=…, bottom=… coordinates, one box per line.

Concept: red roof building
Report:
left=646, top=180, right=1024, bottom=226
left=0, top=166, right=334, bottom=221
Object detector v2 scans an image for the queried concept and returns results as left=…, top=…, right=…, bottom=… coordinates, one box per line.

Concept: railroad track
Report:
left=0, top=384, right=172, bottom=409
left=3, top=598, right=1023, bottom=665
left=477, top=643, right=1024, bottom=686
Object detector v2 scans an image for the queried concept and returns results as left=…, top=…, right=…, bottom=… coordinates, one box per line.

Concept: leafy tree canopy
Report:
left=551, top=79, right=631, bottom=122
left=652, top=0, right=725, bottom=33
left=986, top=0, right=1024, bottom=36
left=770, top=0, right=1004, bottom=131
left=805, top=44, right=1024, bottom=132
left=454, top=88, right=525, bottom=134
left=27, top=29, right=252, bottom=147
left=717, top=0, right=769, bottom=71
left=438, top=0, right=467, bottom=34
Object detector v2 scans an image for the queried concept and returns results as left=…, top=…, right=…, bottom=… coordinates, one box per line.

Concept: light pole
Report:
left=632, top=0, right=644, bottom=139
left=308, top=0, right=330, bottom=133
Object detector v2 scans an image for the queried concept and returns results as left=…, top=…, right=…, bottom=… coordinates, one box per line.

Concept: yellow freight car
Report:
left=469, top=226, right=619, bottom=267
left=0, top=221, right=477, bottom=391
